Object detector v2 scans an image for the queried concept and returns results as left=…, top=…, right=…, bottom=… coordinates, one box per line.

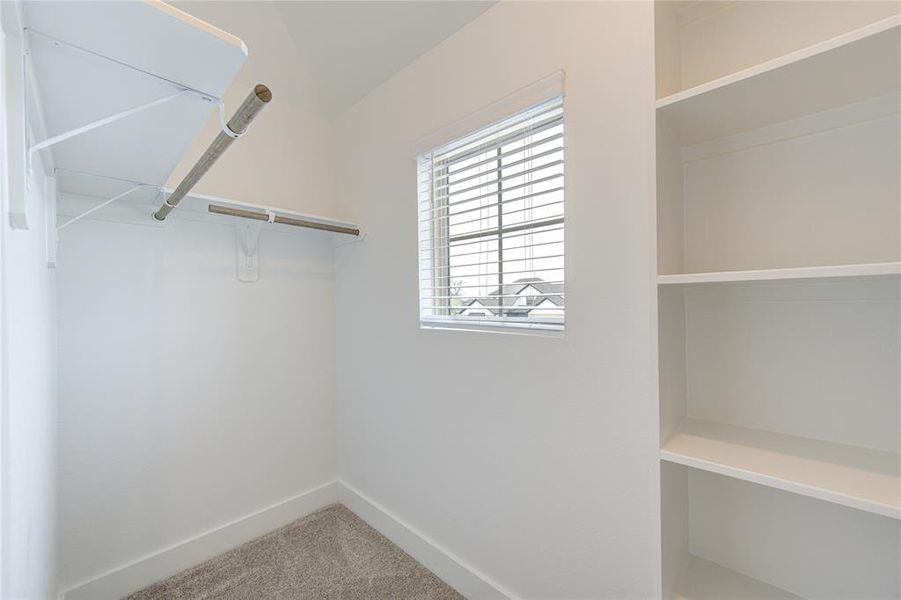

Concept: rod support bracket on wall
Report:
left=235, top=219, right=263, bottom=282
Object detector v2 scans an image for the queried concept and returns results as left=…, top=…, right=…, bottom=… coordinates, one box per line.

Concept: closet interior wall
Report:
left=1, top=8, right=58, bottom=596
left=334, top=2, right=657, bottom=598
left=11, top=1, right=901, bottom=599
left=56, top=3, right=658, bottom=597
left=656, top=1, right=901, bottom=99
left=655, top=2, right=901, bottom=598
left=55, top=79, right=342, bottom=596
left=1, top=144, right=58, bottom=600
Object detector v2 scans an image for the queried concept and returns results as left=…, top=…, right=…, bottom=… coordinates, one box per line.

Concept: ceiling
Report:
left=174, top=1, right=495, bottom=118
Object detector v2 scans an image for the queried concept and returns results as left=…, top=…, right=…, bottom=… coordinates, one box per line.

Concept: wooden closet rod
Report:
left=208, top=204, right=361, bottom=236
left=154, top=84, right=272, bottom=221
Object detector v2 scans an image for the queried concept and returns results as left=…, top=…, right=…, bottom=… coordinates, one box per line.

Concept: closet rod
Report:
left=154, top=84, right=272, bottom=221
left=208, top=204, right=362, bottom=236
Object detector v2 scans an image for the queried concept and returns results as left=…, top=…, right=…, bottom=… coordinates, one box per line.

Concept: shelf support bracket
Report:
left=57, top=184, right=157, bottom=231
left=30, top=90, right=194, bottom=154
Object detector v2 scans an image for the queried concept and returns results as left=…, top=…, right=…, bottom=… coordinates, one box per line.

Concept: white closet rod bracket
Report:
left=216, top=99, right=243, bottom=139
left=153, top=84, right=272, bottom=221
left=235, top=219, right=263, bottom=282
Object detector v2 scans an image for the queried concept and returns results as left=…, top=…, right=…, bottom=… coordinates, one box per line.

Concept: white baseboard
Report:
left=337, top=480, right=517, bottom=600
left=61, top=480, right=339, bottom=600
left=61, top=479, right=513, bottom=600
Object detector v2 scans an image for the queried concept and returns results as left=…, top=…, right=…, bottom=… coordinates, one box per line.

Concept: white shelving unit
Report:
left=656, top=15, right=901, bottom=145
left=674, top=555, right=801, bottom=600
left=662, top=419, right=900, bottom=520
left=18, top=1, right=362, bottom=264
left=21, top=1, right=247, bottom=197
left=655, top=3, right=901, bottom=599
left=662, top=463, right=899, bottom=600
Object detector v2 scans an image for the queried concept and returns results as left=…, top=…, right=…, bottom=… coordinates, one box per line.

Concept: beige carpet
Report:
left=127, top=504, right=464, bottom=600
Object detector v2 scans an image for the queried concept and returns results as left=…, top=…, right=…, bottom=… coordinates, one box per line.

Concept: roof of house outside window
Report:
left=457, top=277, right=563, bottom=316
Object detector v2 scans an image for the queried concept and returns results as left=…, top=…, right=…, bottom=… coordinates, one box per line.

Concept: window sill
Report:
left=420, top=319, right=565, bottom=339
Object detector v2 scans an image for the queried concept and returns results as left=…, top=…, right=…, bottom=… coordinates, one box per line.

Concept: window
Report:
left=418, top=96, right=564, bottom=332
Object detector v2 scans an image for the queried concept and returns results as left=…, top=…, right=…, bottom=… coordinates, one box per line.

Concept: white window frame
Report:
left=416, top=74, right=566, bottom=335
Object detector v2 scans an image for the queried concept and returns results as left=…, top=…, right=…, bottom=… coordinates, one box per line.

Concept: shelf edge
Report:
left=655, top=14, right=901, bottom=110
left=657, top=262, right=901, bottom=285
left=659, top=450, right=901, bottom=521
left=147, top=0, right=248, bottom=56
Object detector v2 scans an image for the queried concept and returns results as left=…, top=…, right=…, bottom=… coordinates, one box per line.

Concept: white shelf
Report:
left=675, top=555, right=800, bottom=600
left=22, top=1, right=247, bottom=195
left=658, top=262, right=901, bottom=286
left=661, top=419, right=901, bottom=520
left=657, top=15, right=901, bottom=145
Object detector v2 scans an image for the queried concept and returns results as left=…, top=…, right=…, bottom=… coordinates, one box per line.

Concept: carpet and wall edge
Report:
left=60, top=479, right=513, bottom=600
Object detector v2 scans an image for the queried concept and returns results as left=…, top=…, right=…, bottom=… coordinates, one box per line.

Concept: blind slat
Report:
left=423, top=293, right=564, bottom=302
left=423, top=273, right=564, bottom=288
left=420, top=199, right=563, bottom=233
left=433, top=159, right=564, bottom=202
left=423, top=278, right=565, bottom=292
left=424, top=255, right=565, bottom=272
left=427, top=144, right=563, bottom=189
left=448, top=216, right=564, bottom=244
left=423, top=225, right=564, bottom=250
left=422, top=172, right=563, bottom=216
left=421, top=316, right=564, bottom=329
left=438, top=110, right=563, bottom=168
left=422, top=238, right=563, bottom=262
left=420, top=186, right=564, bottom=219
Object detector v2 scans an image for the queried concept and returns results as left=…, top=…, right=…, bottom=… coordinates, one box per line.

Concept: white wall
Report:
left=655, top=1, right=901, bottom=97
left=166, top=85, right=337, bottom=217
left=681, top=112, right=900, bottom=273
left=683, top=279, right=900, bottom=454
left=0, top=19, right=59, bottom=600
left=161, top=1, right=339, bottom=218
left=165, top=0, right=338, bottom=218
left=687, top=468, right=900, bottom=599
left=1, top=161, right=58, bottom=600
left=52, top=6, right=345, bottom=594
left=56, top=215, right=338, bottom=595
left=334, top=2, right=658, bottom=597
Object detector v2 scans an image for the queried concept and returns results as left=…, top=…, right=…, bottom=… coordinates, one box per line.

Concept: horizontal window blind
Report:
left=418, top=96, right=564, bottom=331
